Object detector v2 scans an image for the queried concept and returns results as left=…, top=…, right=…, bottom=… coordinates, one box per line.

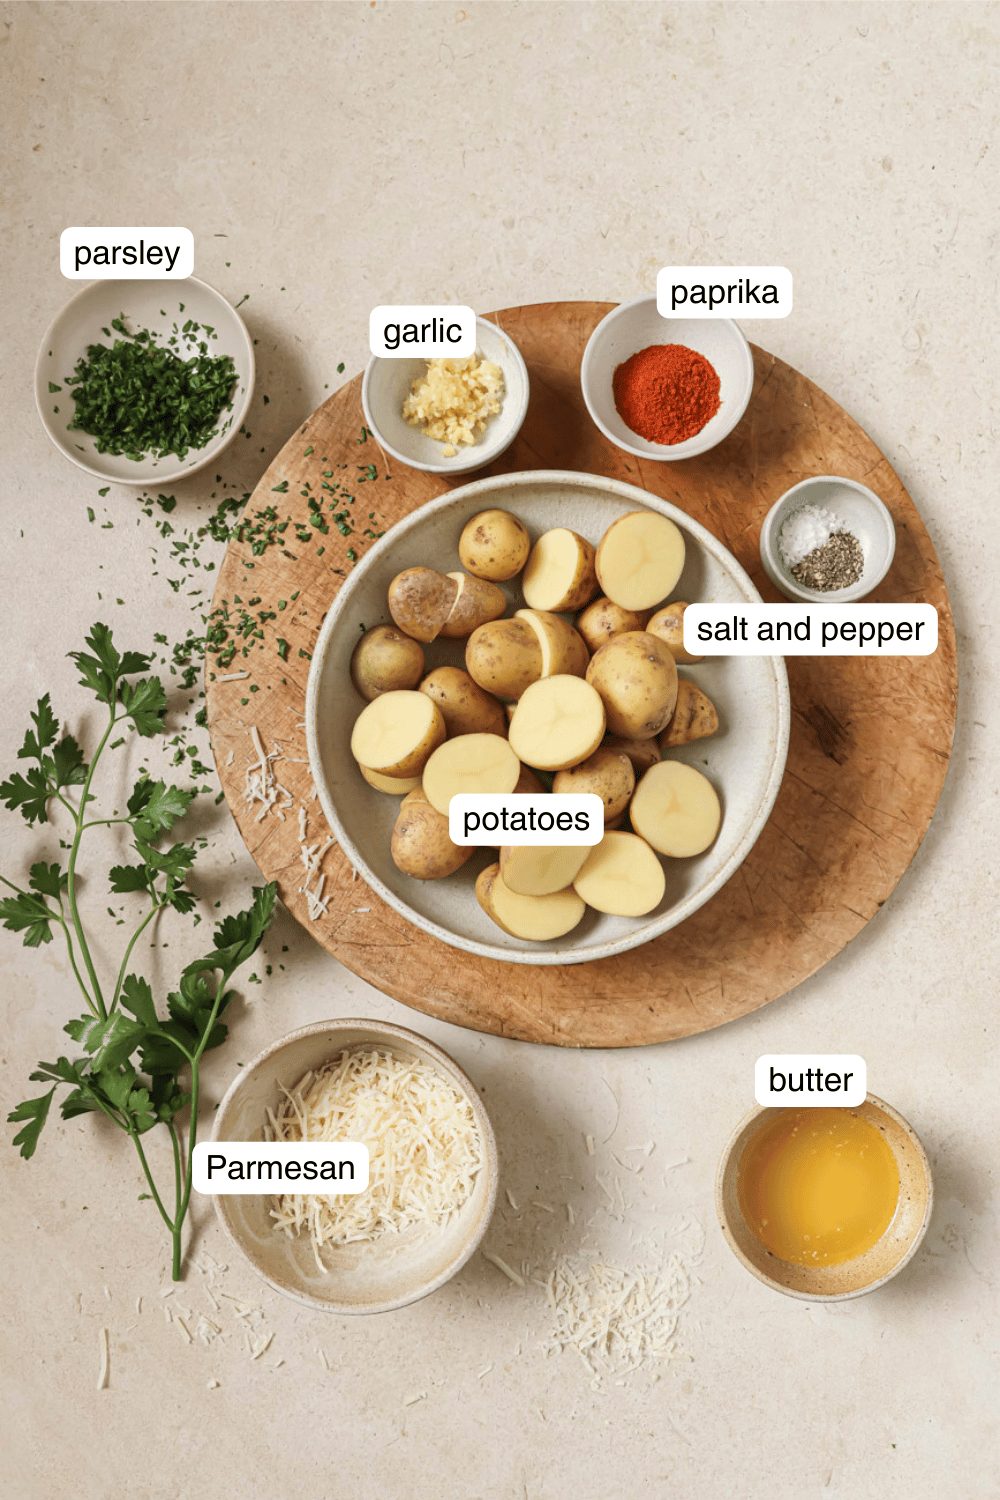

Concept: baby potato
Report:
left=476, top=862, right=585, bottom=942
left=391, top=791, right=473, bottom=880
left=512, top=764, right=547, bottom=795
left=508, top=675, right=606, bottom=771
left=553, top=746, right=635, bottom=824
left=350, top=625, right=425, bottom=701
left=573, top=832, right=666, bottom=917
left=420, top=666, right=507, bottom=737
left=465, top=617, right=543, bottom=700
left=659, top=677, right=719, bottom=748
left=576, top=597, right=650, bottom=655
left=646, top=601, right=702, bottom=664
left=630, top=761, right=721, bottom=858
left=522, top=528, right=599, bottom=612
left=499, top=844, right=590, bottom=897
left=422, top=733, right=521, bottom=816
left=595, top=512, right=686, bottom=611
left=388, top=567, right=459, bottom=643
left=516, top=609, right=589, bottom=677
left=603, top=734, right=661, bottom=774
left=350, top=690, right=446, bottom=778
left=438, top=572, right=507, bottom=639
left=585, top=631, right=678, bottom=739
left=459, top=509, right=531, bottom=581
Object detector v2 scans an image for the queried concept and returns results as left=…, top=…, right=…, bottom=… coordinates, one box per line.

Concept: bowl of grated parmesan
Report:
left=362, top=315, right=529, bottom=475
left=211, top=1018, right=498, bottom=1314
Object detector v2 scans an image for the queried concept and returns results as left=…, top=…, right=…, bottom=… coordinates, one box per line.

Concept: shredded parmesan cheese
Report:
left=245, top=726, right=293, bottom=823
left=97, top=1327, right=109, bottom=1390
left=268, top=1048, right=482, bottom=1268
left=544, top=1253, right=692, bottom=1388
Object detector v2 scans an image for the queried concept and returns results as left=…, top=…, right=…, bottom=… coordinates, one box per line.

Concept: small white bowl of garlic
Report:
left=362, top=315, right=529, bottom=475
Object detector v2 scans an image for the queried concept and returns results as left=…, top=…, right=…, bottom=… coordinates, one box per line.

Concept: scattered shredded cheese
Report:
left=268, top=1048, right=482, bottom=1268
left=97, top=1327, right=109, bottom=1390
left=482, top=1249, right=525, bottom=1287
left=544, top=1253, right=692, bottom=1388
left=245, top=726, right=293, bottom=823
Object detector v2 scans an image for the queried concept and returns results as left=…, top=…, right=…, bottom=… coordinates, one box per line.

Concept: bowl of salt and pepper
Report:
left=581, top=295, right=895, bottom=602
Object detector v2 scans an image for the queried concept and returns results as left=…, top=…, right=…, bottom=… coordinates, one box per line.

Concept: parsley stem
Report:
left=82, top=816, right=133, bottom=831
left=168, top=1122, right=184, bottom=1281
left=66, top=710, right=119, bottom=1017
left=170, top=965, right=232, bottom=1277
left=129, top=1129, right=175, bottom=1235
left=55, top=914, right=100, bottom=1018
left=109, top=899, right=165, bottom=1013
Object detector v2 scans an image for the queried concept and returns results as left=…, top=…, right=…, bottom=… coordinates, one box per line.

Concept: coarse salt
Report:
left=779, top=504, right=853, bottom=568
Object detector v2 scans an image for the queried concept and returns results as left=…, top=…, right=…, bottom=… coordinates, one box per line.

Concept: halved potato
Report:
left=499, top=844, right=590, bottom=897
left=596, top=512, right=685, bottom=611
left=573, top=831, right=666, bottom=916
left=422, top=732, right=521, bottom=816
left=359, top=765, right=422, bottom=795
left=659, top=677, right=719, bottom=748
left=585, top=632, right=678, bottom=738
left=477, top=862, right=585, bottom=941
left=522, top=528, right=599, bottom=612
left=391, top=794, right=473, bottom=880
left=459, top=509, right=531, bottom=581
left=630, top=761, right=721, bottom=857
left=350, top=691, right=446, bottom=778
left=350, top=625, right=425, bottom=701
left=516, top=608, right=589, bottom=677
left=387, top=567, right=459, bottom=643
left=576, top=597, right=649, bottom=654
left=646, top=601, right=702, bottom=664
left=465, top=617, right=543, bottom=700
left=552, top=746, right=635, bottom=823
left=603, top=734, right=661, bottom=774
left=420, top=666, right=506, bottom=737
left=508, top=675, right=606, bottom=771
left=438, top=571, right=507, bottom=639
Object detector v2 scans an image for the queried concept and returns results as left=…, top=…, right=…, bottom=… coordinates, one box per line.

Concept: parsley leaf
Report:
left=0, top=890, right=56, bottom=947
left=8, top=1089, right=56, bottom=1158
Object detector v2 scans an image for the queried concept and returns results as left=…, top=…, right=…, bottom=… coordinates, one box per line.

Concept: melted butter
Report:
left=737, top=1107, right=900, bottom=1268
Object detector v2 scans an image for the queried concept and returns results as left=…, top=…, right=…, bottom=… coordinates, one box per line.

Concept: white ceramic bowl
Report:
left=306, top=469, right=790, bottom=966
left=212, top=1019, right=498, bottom=1315
left=760, top=475, right=897, bottom=602
left=34, top=276, right=254, bottom=486
left=581, top=295, right=754, bottom=461
left=361, top=316, right=529, bottom=475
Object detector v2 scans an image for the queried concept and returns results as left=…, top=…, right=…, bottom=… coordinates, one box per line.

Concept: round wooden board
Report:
left=206, top=302, right=957, bottom=1048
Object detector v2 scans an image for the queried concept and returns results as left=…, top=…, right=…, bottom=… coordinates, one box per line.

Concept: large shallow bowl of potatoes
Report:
left=306, top=470, right=789, bottom=966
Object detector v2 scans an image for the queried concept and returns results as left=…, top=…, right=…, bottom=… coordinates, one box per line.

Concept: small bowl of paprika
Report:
left=581, top=294, right=754, bottom=462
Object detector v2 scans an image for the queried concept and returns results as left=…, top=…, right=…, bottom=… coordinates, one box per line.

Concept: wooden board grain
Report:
left=205, top=302, right=957, bottom=1047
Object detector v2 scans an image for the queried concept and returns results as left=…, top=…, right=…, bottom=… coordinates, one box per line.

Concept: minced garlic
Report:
left=402, top=354, right=505, bottom=455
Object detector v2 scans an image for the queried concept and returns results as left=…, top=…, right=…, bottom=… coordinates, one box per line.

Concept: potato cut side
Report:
left=421, top=732, right=521, bottom=816
left=516, top=608, right=589, bottom=678
left=477, top=863, right=586, bottom=941
left=522, top=528, right=598, bottom=612
left=596, top=511, right=686, bottom=611
left=630, top=760, right=721, bottom=857
left=508, top=675, right=606, bottom=771
left=359, top=765, right=422, bottom=794
left=350, top=691, right=446, bottom=778
left=573, top=831, right=666, bottom=916
left=499, top=843, right=590, bottom=897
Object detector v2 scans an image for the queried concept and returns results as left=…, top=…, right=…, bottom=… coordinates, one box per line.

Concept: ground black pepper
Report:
left=791, top=531, right=864, bottom=591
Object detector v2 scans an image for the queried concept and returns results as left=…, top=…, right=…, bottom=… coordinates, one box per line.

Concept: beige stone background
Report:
left=2, top=2, right=998, bottom=1497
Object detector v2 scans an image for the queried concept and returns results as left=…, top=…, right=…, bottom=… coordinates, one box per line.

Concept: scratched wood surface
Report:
left=205, top=302, right=957, bottom=1048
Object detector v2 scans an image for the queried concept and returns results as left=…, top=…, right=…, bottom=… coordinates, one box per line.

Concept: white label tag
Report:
left=448, top=793, right=604, bottom=847
left=193, top=1142, right=369, bottom=1195
left=657, top=265, right=792, bottom=319
left=60, top=227, right=194, bottom=279
left=369, top=304, right=476, bottom=358
left=754, top=1055, right=867, bottom=1108
left=684, top=604, right=938, bottom=656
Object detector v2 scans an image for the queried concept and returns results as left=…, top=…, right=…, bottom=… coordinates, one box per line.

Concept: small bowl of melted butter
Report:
left=716, top=1095, right=933, bottom=1300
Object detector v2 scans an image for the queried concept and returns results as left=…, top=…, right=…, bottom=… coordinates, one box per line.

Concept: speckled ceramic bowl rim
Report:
left=305, top=468, right=791, bottom=966
left=715, top=1092, right=933, bottom=1302
left=580, top=294, right=754, bottom=461
left=759, top=474, right=897, bottom=602
left=33, top=274, right=255, bottom=486
left=211, top=1017, right=499, bottom=1315
left=360, top=314, right=529, bottom=475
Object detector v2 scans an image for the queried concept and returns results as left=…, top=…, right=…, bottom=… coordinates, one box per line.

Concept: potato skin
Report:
left=576, top=597, right=650, bottom=655
left=658, top=676, right=719, bottom=747
left=646, top=602, right=703, bottom=664
left=350, top=625, right=425, bottom=701
left=419, top=666, right=506, bottom=736
left=387, top=567, right=458, bottom=643
left=465, top=617, right=543, bottom=700
left=585, top=631, right=679, bottom=738
left=603, top=734, right=661, bottom=774
left=391, top=794, right=473, bottom=880
left=516, top=609, right=589, bottom=677
left=359, top=765, right=421, bottom=794
left=438, top=572, right=507, bottom=639
left=553, top=747, right=635, bottom=823
left=459, top=509, right=531, bottom=581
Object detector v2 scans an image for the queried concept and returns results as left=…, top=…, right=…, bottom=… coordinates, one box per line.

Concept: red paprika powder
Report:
left=612, top=343, right=721, bottom=445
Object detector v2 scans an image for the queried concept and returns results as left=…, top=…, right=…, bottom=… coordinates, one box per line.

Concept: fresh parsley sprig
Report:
left=0, top=624, right=276, bottom=1279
